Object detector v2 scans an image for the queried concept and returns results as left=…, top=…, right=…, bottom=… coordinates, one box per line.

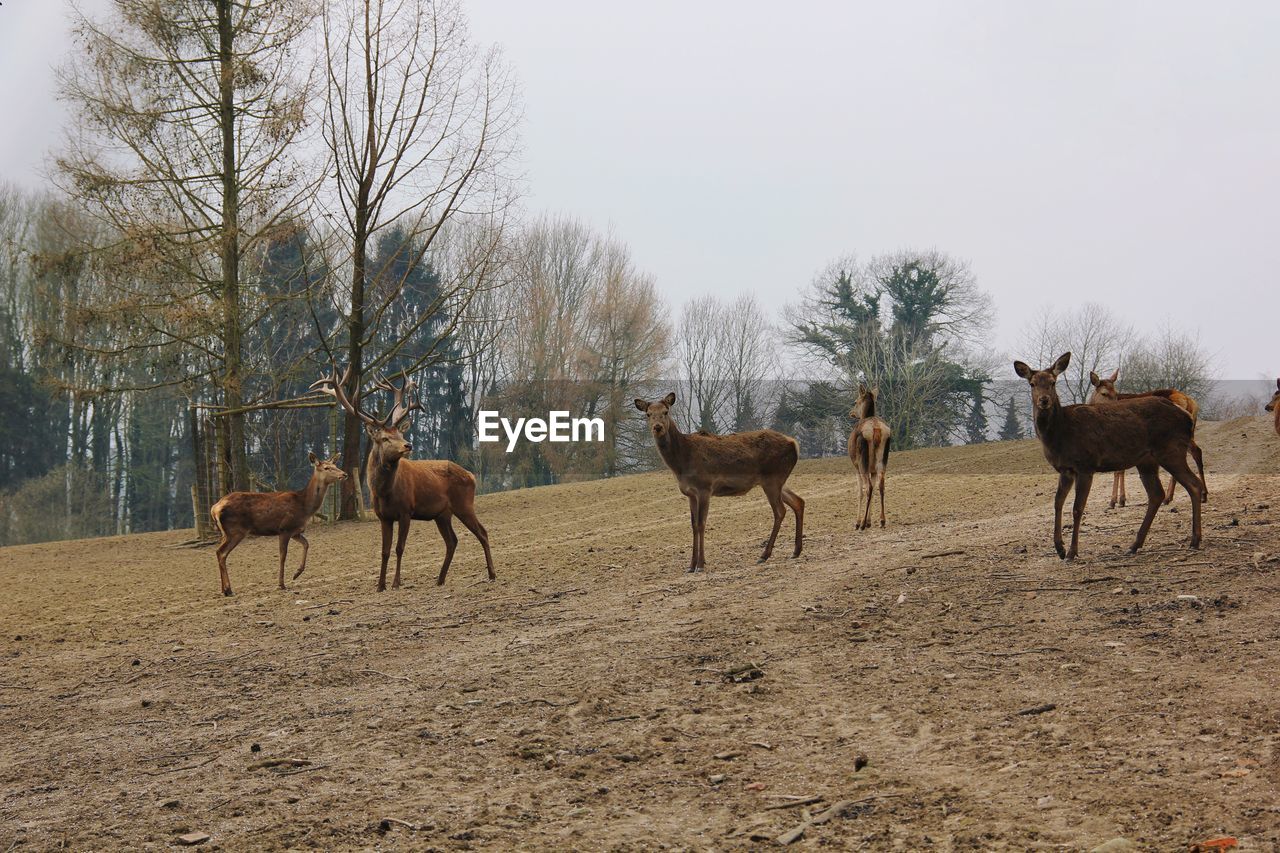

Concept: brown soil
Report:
left=2, top=418, right=1279, bottom=851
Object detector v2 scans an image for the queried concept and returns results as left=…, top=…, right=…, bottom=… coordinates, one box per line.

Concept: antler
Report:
left=372, top=372, right=421, bottom=431
left=310, top=362, right=384, bottom=430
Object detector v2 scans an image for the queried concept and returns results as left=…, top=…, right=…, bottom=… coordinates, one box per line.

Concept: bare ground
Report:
left=2, top=418, right=1280, bottom=851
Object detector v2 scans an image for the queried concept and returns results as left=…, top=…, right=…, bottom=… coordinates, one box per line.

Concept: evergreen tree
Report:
left=965, top=392, right=989, bottom=444
left=999, top=395, right=1023, bottom=441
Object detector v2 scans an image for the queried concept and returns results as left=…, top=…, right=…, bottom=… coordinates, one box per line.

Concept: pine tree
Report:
left=965, top=392, right=989, bottom=444
left=999, top=395, right=1023, bottom=441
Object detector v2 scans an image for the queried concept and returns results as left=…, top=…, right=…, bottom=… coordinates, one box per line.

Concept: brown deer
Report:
left=1087, top=369, right=1207, bottom=507
left=1014, top=352, right=1203, bottom=559
left=635, top=392, right=803, bottom=572
left=847, top=384, right=891, bottom=529
left=1266, top=379, right=1280, bottom=436
left=312, top=365, right=495, bottom=590
left=211, top=453, right=348, bottom=596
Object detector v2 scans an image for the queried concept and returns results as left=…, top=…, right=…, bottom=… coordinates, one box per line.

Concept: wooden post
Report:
left=189, top=402, right=212, bottom=539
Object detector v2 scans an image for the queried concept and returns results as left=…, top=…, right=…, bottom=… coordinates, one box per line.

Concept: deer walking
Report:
left=635, top=392, right=803, bottom=572
left=1266, top=379, right=1280, bottom=436
left=847, top=384, right=891, bottom=529
left=210, top=453, right=348, bottom=596
left=313, top=365, right=495, bottom=591
left=1087, top=369, right=1207, bottom=507
left=1014, top=353, right=1203, bottom=559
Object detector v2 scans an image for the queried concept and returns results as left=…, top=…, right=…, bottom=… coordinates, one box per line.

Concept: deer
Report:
left=1087, top=368, right=1207, bottom=508
left=210, top=453, right=348, bottom=596
left=1014, top=352, right=1203, bottom=560
left=847, top=384, right=892, bottom=529
left=635, top=392, right=803, bottom=572
left=1266, top=379, right=1280, bottom=436
left=312, top=364, right=495, bottom=591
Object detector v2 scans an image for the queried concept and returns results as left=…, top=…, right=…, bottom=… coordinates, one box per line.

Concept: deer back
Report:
left=368, top=458, right=476, bottom=521
left=677, top=429, right=798, bottom=491
left=213, top=490, right=309, bottom=537
left=1044, top=396, right=1193, bottom=473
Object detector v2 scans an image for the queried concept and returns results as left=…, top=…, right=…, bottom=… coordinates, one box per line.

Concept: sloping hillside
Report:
left=1, top=418, right=1279, bottom=850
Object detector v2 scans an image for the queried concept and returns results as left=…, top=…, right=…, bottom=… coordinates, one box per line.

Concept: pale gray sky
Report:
left=2, top=1, right=1277, bottom=377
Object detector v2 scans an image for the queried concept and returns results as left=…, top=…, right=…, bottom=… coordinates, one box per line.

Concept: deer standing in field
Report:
left=847, top=384, right=892, bottom=530
left=635, top=392, right=804, bottom=572
left=312, top=365, right=495, bottom=590
left=1266, top=379, right=1280, bottom=436
left=1014, top=352, right=1203, bottom=559
left=1087, top=369, right=1207, bottom=508
left=211, top=453, right=348, bottom=596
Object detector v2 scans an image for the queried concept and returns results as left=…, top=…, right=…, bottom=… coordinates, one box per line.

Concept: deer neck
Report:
left=301, top=473, right=332, bottom=517
left=654, top=419, right=689, bottom=472
left=1032, top=396, right=1066, bottom=444
left=367, top=447, right=401, bottom=498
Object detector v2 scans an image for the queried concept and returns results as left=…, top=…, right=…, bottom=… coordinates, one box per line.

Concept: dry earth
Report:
left=2, top=418, right=1280, bottom=851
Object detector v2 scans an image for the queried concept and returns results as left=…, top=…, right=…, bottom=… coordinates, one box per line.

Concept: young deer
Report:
left=847, top=384, right=891, bottom=529
left=635, top=392, right=803, bottom=572
left=1087, top=369, right=1207, bottom=507
left=312, top=365, right=495, bottom=591
left=1266, top=379, right=1280, bottom=436
left=211, top=453, right=348, bottom=596
left=1014, top=352, right=1203, bottom=559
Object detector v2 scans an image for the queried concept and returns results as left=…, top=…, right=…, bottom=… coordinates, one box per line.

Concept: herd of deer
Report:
left=209, top=360, right=1280, bottom=595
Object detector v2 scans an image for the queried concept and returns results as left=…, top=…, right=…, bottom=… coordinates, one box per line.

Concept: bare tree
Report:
left=677, top=295, right=729, bottom=433
left=58, top=0, right=316, bottom=491
left=1121, top=324, right=1214, bottom=404
left=720, top=294, right=775, bottom=431
left=1020, top=303, right=1134, bottom=405
left=320, top=0, right=518, bottom=516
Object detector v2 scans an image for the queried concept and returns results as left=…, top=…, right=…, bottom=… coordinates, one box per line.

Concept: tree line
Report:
left=0, top=1, right=1218, bottom=545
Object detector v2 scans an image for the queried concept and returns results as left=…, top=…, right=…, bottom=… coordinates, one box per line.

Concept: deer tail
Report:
left=210, top=498, right=227, bottom=539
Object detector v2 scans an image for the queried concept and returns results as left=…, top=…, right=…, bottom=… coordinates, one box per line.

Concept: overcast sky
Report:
left=2, top=1, right=1277, bottom=378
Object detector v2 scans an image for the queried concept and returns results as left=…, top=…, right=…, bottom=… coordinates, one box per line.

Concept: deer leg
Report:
left=695, top=492, right=711, bottom=571
left=378, top=518, right=393, bottom=592
left=686, top=494, right=699, bottom=572
left=1109, top=472, right=1120, bottom=509
left=1164, top=459, right=1203, bottom=549
left=782, top=487, right=804, bottom=557
left=393, top=517, right=411, bottom=589
left=456, top=509, right=496, bottom=581
left=759, top=482, right=785, bottom=564
left=1131, top=465, right=1165, bottom=553
left=1163, top=471, right=1178, bottom=505
left=877, top=471, right=886, bottom=528
left=291, top=533, right=309, bottom=580
left=1066, top=471, right=1093, bottom=560
left=1052, top=471, right=1074, bottom=559
left=277, top=534, right=290, bottom=590
left=215, top=531, right=244, bottom=596
left=1189, top=440, right=1207, bottom=502
left=859, top=469, right=874, bottom=530
left=434, top=514, right=459, bottom=586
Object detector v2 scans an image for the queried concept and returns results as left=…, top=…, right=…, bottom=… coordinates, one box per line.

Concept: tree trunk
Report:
left=217, top=0, right=248, bottom=491
left=339, top=223, right=368, bottom=519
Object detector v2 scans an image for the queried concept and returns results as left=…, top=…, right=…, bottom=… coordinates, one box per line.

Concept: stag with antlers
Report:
left=1087, top=369, right=1207, bottom=508
left=1015, top=353, right=1203, bottom=559
left=312, top=365, right=495, bottom=590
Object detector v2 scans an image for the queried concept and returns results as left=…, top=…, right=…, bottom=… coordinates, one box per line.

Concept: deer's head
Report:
left=311, top=365, right=420, bottom=466
left=634, top=392, right=678, bottom=440
left=1087, top=368, right=1121, bottom=404
left=1014, top=352, right=1071, bottom=413
left=1266, top=378, right=1280, bottom=413
left=850, top=384, right=879, bottom=419
left=309, top=452, right=348, bottom=485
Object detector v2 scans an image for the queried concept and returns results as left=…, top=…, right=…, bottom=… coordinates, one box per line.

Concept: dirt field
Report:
left=3, top=417, right=1279, bottom=851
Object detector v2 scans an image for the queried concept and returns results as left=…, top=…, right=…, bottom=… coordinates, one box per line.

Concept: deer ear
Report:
left=871, top=385, right=879, bottom=397
left=308, top=451, right=318, bottom=465
left=1089, top=371, right=1101, bottom=387
left=1109, top=369, right=1119, bottom=383
left=859, top=383, right=867, bottom=395
left=1052, top=352, right=1072, bottom=375
left=1013, top=361, right=1032, bottom=380
left=662, top=392, right=676, bottom=407
left=634, top=398, right=648, bottom=412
